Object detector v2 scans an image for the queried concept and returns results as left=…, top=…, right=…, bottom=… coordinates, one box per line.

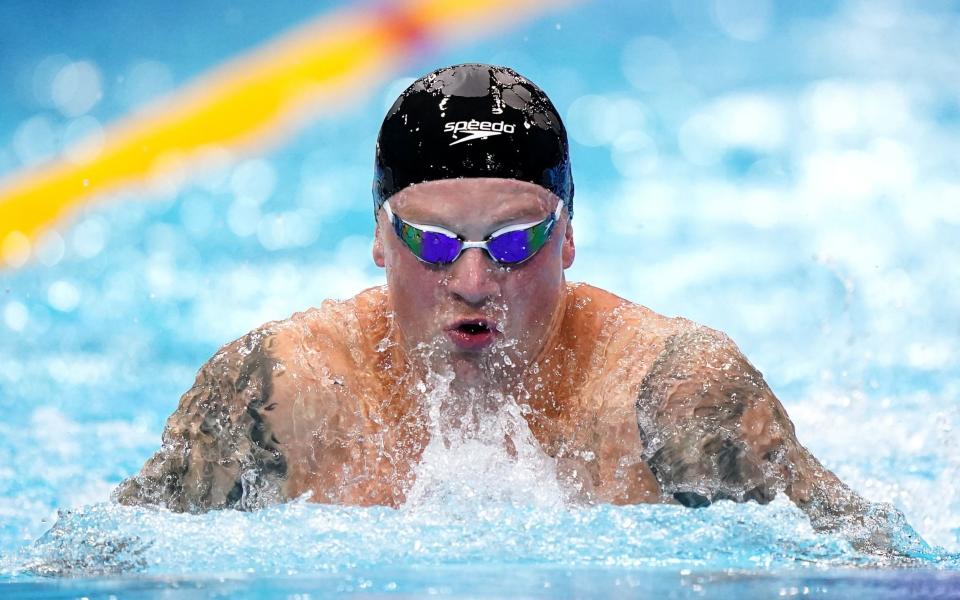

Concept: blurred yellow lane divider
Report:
left=0, top=0, right=572, bottom=269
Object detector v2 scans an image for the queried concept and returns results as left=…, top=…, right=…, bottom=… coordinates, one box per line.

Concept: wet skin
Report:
left=371, top=178, right=576, bottom=392
left=115, top=179, right=917, bottom=554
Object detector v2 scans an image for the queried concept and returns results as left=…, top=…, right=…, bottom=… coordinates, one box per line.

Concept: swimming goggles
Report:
left=382, top=200, right=561, bottom=266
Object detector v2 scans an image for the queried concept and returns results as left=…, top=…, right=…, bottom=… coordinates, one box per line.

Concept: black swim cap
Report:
left=373, top=63, right=574, bottom=217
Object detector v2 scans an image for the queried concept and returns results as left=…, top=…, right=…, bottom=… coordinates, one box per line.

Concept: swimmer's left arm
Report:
left=636, top=327, right=927, bottom=557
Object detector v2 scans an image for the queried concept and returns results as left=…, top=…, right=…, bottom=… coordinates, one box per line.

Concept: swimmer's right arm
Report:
left=113, top=329, right=288, bottom=512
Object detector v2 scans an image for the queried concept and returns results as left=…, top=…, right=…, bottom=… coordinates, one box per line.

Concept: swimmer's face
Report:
left=373, top=178, right=575, bottom=379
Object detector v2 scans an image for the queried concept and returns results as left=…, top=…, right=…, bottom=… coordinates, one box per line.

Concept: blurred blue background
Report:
left=1, top=0, right=959, bottom=569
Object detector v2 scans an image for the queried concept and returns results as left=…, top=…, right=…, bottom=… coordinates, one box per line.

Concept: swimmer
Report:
left=115, top=64, right=920, bottom=554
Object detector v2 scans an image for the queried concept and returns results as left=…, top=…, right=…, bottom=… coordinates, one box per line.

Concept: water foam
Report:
left=402, top=368, right=569, bottom=513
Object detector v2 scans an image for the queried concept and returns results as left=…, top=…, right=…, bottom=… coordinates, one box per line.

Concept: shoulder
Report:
left=564, top=282, right=711, bottom=381
left=564, top=282, right=752, bottom=395
left=561, top=283, right=713, bottom=425
left=242, top=285, right=389, bottom=373
left=638, top=322, right=767, bottom=415
left=216, top=285, right=391, bottom=430
left=564, top=282, right=699, bottom=345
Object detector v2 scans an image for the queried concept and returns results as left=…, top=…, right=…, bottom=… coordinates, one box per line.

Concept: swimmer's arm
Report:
left=112, top=330, right=287, bottom=512
left=636, top=328, right=926, bottom=556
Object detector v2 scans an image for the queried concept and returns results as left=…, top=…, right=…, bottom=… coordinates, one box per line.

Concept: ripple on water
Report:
left=2, top=495, right=956, bottom=579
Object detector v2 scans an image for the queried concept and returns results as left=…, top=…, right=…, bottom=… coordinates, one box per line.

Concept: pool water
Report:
left=2, top=0, right=960, bottom=596
left=6, top=568, right=960, bottom=600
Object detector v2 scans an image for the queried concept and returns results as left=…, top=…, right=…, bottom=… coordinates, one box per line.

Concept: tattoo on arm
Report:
left=113, top=330, right=288, bottom=512
left=636, top=327, right=929, bottom=557
left=636, top=328, right=791, bottom=507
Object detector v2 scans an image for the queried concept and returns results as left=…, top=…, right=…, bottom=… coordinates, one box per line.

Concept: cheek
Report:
left=499, top=248, right=565, bottom=325
left=384, top=248, right=444, bottom=326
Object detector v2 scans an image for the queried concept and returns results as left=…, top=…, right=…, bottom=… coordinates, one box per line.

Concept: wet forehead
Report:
left=389, top=178, right=557, bottom=228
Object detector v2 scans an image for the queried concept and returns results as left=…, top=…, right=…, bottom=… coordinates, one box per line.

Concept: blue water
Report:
left=2, top=0, right=960, bottom=597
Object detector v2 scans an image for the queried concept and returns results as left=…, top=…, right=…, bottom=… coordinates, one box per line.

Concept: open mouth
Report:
left=446, top=319, right=498, bottom=351
left=457, top=321, right=491, bottom=335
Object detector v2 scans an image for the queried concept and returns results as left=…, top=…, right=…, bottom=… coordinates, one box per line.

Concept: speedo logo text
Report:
left=444, top=120, right=516, bottom=146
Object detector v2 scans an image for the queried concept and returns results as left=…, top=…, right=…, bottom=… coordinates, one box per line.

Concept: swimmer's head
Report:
left=373, top=63, right=574, bottom=217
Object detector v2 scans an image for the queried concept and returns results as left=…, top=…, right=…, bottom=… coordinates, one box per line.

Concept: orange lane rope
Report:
left=0, top=0, right=572, bottom=269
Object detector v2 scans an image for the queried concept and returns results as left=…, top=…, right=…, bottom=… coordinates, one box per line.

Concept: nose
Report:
left=445, top=248, right=500, bottom=305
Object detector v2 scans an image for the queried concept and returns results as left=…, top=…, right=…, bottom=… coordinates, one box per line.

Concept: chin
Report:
left=450, top=359, right=484, bottom=383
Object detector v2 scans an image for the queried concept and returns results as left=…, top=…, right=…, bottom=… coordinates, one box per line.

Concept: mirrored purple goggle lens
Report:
left=419, top=231, right=462, bottom=263
left=486, top=230, right=533, bottom=264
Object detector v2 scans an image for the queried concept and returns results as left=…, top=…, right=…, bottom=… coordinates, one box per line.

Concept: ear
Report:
left=562, top=220, right=575, bottom=269
left=372, top=222, right=386, bottom=268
